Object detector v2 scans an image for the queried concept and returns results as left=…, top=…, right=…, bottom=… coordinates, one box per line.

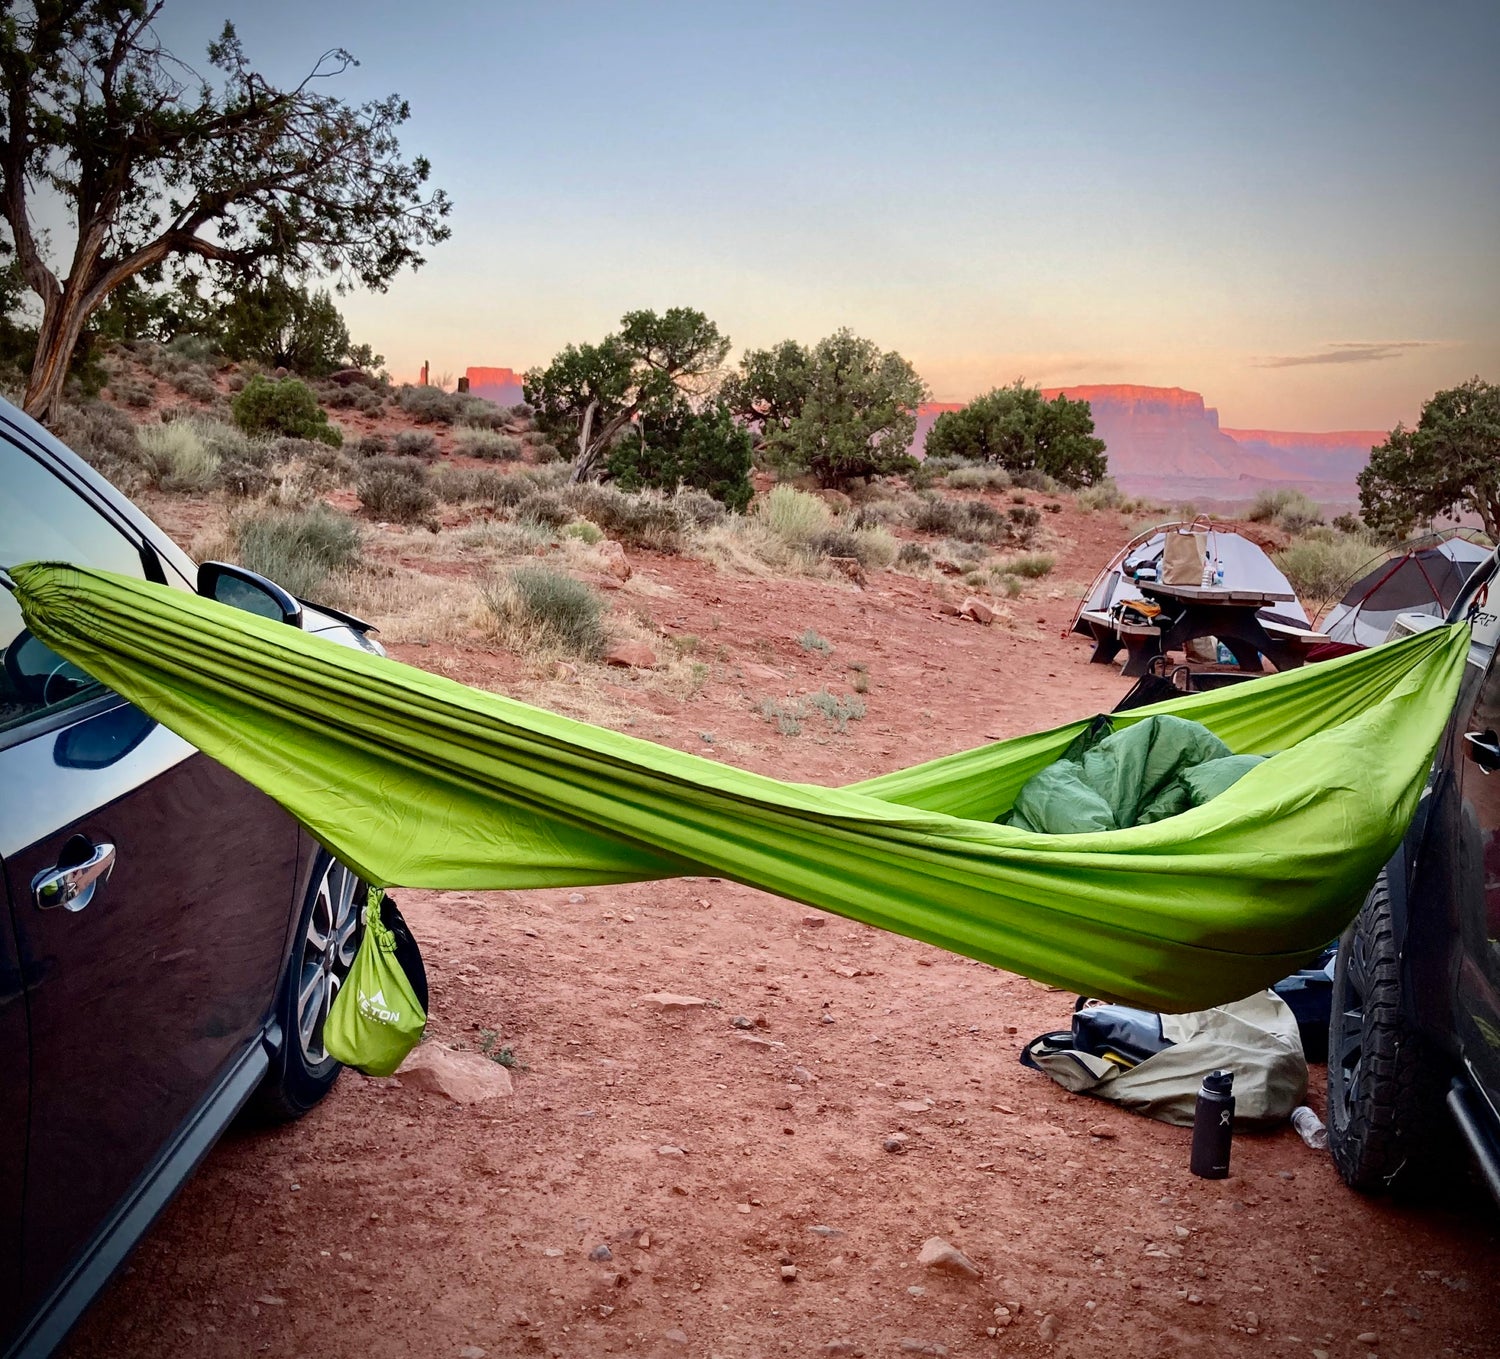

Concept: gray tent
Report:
left=1320, top=535, right=1491, bottom=648
left=1072, top=520, right=1310, bottom=636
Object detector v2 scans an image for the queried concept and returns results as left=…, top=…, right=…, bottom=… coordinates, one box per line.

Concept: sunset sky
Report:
left=157, top=1, right=1499, bottom=432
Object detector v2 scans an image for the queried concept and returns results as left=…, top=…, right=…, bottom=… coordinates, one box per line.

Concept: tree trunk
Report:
left=568, top=400, right=599, bottom=485
left=22, top=293, right=88, bottom=425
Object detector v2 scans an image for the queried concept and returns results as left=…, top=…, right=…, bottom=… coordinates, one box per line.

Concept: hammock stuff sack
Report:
left=9, top=562, right=1472, bottom=1013
left=324, top=888, right=429, bottom=1077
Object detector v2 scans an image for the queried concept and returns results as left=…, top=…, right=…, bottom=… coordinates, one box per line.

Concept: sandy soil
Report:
left=63, top=500, right=1500, bottom=1359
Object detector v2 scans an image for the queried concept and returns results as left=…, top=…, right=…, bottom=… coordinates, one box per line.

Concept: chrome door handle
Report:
left=33, top=842, right=116, bottom=911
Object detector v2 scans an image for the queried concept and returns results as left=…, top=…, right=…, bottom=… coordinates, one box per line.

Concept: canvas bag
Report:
left=1162, top=529, right=1207, bottom=584
left=1020, top=991, right=1307, bottom=1126
left=325, top=887, right=428, bottom=1077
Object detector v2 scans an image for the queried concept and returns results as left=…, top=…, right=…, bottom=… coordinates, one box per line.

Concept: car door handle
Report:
left=1464, top=731, right=1500, bottom=773
left=32, top=842, right=116, bottom=912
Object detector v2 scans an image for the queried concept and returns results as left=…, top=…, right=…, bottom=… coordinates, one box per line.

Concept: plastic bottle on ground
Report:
left=1290, top=1105, right=1327, bottom=1150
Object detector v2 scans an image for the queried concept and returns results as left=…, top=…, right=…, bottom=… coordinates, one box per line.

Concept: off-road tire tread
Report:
left=1327, top=872, right=1448, bottom=1191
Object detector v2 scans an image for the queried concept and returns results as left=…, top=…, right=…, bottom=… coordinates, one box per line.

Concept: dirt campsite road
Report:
left=64, top=507, right=1500, bottom=1359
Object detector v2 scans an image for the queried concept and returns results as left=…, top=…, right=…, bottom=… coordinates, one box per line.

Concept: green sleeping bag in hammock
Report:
left=8, top=561, right=1472, bottom=1012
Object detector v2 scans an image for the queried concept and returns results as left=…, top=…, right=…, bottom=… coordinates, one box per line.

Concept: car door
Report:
left=0, top=432, right=301, bottom=1321
left=1454, top=642, right=1500, bottom=1104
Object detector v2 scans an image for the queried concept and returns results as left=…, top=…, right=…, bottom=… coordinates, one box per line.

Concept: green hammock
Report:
left=10, top=562, right=1471, bottom=1012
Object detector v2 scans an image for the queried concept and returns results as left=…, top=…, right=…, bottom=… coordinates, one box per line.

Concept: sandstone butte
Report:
left=465, top=366, right=526, bottom=405
left=912, top=384, right=1387, bottom=504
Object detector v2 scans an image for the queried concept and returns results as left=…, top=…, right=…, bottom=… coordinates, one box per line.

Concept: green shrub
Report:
left=430, top=466, right=511, bottom=504
left=52, top=401, right=148, bottom=490
left=998, top=551, right=1055, bottom=579
left=481, top=565, right=606, bottom=658
left=357, top=456, right=435, bottom=523
left=1008, top=504, right=1041, bottom=528
left=851, top=500, right=908, bottom=528
left=805, top=525, right=898, bottom=569
left=110, top=375, right=154, bottom=408
left=1077, top=478, right=1127, bottom=512
left=516, top=491, right=574, bottom=528
left=910, top=494, right=960, bottom=535
left=944, top=464, right=1012, bottom=491
left=300, top=445, right=356, bottom=491
left=457, top=398, right=506, bottom=430
left=233, top=504, right=360, bottom=599
left=759, top=484, right=831, bottom=547
left=895, top=541, right=932, bottom=570
left=562, top=519, right=604, bottom=544
left=606, top=401, right=753, bottom=512
left=808, top=686, right=867, bottom=732
left=136, top=420, right=221, bottom=491
left=456, top=429, right=522, bottom=460
left=353, top=432, right=389, bottom=456
left=393, top=429, right=436, bottom=457
left=911, top=493, right=1008, bottom=543
left=1013, top=469, right=1062, bottom=493
left=232, top=375, right=342, bottom=446
left=1272, top=534, right=1384, bottom=606
left=1247, top=487, right=1323, bottom=533
left=319, top=382, right=385, bottom=414
left=166, top=334, right=219, bottom=364
left=394, top=383, right=459, bottom=423
left=799, top=628, right=833, bottom=654
left=670, top=488, right=728, bottom=529
left=169, top=369, right=220, bottom=403
left=562, top=483, right=686, bottom=552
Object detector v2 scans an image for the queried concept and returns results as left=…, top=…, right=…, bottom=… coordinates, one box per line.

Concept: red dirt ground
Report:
left=62, top=500, right=1499, bottom=1359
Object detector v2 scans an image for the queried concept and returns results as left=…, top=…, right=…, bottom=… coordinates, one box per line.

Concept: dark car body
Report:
left=1329, top=549, right=1500, bottom=1199
left=0, top=397, right=370, bottom=1356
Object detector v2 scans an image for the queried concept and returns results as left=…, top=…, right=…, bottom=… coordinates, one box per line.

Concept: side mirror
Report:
left=197, top=562, right=303, bottom=627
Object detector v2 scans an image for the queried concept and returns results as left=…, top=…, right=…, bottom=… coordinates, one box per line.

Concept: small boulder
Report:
left=960, top=597, right=996, bottom=625
left=604, top=641, right=657, bottom=669
left=596, top=539, right=632, bottom=581
left=936, top=599, right=964, bottom=616
left=646, top=992, right=710, bottom=1011
left=395, top=1043, right=513, bottom=1104
left=829, top=555, right=867, bottom=586
left=917, top=1236, right=982, bottom=1280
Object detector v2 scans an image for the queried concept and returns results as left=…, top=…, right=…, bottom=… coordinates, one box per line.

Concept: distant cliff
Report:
left=466, top=366, right=526, bottom=406
left=913, top=384, right=1384, bottom=505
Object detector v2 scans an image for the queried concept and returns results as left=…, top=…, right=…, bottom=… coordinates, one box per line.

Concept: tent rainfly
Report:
left=1320, top=534, right=1492, bottom=649
left=1071, top=521, right=1309, bottom=643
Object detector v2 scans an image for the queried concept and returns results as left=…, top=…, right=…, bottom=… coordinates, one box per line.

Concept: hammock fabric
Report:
left=11, top=562, right=1471, bottom=1012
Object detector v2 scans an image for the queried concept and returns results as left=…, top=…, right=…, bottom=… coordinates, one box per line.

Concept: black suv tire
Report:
left=251, top=851, right=367, bottom=1122
left=1327, top=868, right=1449, bottom=1191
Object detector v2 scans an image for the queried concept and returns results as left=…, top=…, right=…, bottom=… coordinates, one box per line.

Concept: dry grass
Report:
left=480, top=564, right=607, bottom=659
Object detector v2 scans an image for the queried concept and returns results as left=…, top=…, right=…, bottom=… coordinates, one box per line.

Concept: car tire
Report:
left=1327, top=868, right=1449, bottom=1191
left=251, top=850, right=367, bottom=1122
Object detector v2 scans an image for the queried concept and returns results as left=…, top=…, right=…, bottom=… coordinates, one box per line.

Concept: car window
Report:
left=0, top=435, right=148, bottom=731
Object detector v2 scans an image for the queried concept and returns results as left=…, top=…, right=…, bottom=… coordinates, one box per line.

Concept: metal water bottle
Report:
left=1190, top=1069, right=1235, bottom=1178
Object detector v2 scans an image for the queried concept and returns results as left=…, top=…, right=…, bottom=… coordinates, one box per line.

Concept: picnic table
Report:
left=1079, top=581, right=1327, bottom=678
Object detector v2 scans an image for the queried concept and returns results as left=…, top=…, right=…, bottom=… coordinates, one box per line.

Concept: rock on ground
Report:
left=917, top=1236, right=982, bottom=1279
left=394, top=1042, right=513, bottom=1103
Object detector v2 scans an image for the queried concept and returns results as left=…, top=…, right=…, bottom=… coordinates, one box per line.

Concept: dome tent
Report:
left=1071, top=519, right=1309, bottom=640
left=1319, top=532, right=1491, bottom=650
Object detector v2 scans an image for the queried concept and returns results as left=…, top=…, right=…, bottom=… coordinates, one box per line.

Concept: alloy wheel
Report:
left=295, top=858, right=363, bottom=1066
left=1331, top=927, right=1371, bottom=1124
